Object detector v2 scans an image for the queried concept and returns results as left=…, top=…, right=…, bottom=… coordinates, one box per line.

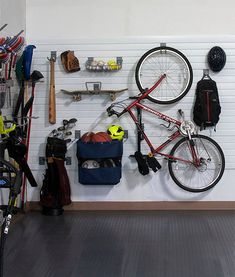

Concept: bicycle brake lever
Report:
left=178, top=109, right=185, bottom=120
left=106, top=106, right=114, bottom=116
left=160, top=122, right=171, bottom=129
left=169, top=125, right=178, bottom=131
left=160, top=122, right=178, bottom=132
left=107, top=105, right=126, bottom=117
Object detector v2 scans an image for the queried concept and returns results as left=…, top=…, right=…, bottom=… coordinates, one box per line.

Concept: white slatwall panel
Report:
left=27, top=36, right=235, bottom=201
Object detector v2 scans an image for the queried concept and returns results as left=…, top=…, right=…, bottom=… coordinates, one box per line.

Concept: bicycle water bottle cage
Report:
left=0, top=115, right=16, bottom=135
left=179, top=120, right=196, bottom=137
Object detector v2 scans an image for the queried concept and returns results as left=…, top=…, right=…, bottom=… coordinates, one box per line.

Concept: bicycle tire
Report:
left=135, top=46, right=193, bottom=104
left=0, top=158, right=18, bottom=277
left=168, top=135, right=225, bottom=192
left=0, top=221, right=7, bottom=277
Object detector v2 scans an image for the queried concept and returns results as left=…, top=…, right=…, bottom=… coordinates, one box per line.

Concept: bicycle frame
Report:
left=122, top=74, right=196, bottom=164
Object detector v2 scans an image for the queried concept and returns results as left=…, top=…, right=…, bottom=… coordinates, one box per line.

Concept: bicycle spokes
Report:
left=135, top=46, right=193, bottom=104
left=168, top=135, right=225, bottom=192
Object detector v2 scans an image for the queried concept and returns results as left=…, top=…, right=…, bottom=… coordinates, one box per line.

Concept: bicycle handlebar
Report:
left=106, top=106, right=126, bottom=118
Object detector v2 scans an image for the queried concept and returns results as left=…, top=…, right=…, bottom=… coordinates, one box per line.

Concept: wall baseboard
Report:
left=26, top=201, right=235, bottom=211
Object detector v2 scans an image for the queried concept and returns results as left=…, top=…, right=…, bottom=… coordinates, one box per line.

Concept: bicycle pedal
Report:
left=134, top=151, right=149, bottom=175
left=147, top=156, right=162, bottom=172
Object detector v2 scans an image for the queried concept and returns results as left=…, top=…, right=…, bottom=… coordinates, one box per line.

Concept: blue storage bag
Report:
left=77, top=140, right=123, bottom=185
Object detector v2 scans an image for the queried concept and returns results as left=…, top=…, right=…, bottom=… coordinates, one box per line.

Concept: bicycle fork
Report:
left=185, top=130, right=200, bottom=166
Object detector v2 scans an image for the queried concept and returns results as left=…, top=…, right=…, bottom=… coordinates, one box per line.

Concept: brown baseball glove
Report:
left=61, top=50, right=80, bottom=73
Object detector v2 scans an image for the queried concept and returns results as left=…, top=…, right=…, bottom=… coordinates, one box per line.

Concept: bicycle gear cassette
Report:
left=179, top=121, right=196, bottom=136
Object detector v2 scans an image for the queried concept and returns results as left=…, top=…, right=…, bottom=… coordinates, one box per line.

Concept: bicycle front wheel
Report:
left=168, top=135, right=225, bottom=192
left=135, top=46, right=193, bottom=104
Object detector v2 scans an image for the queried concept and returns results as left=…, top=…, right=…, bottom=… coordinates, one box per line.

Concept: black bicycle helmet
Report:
left=207, top=46, right=226, bottom=72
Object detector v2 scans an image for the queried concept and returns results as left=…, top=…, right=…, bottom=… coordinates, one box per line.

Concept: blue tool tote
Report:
left=77, top=140, right=123, bottom=185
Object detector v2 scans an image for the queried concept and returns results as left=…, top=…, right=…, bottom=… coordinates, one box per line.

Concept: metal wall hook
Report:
left=203, top=69, right=211, bottom=79
left=47, top=51, right=57, bottom=62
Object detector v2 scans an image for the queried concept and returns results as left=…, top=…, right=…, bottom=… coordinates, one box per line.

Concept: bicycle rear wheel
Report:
left=135, top=46, right=193, bottom=104
left=168, top=135, right=225, bottom=192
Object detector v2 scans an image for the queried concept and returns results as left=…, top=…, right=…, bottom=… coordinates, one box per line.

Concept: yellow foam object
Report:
left=107, top=60, right=119, bottom=70
left=0, top=115, right=16, bottom=135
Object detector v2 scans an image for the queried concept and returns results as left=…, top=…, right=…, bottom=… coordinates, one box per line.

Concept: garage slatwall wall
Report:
left=26, top=36, right=235, bottom=201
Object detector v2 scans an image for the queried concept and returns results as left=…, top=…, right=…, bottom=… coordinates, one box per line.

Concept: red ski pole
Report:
left=20, top=70, right=43, bottom=210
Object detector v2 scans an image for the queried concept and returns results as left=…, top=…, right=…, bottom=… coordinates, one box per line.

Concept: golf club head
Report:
left=64, top=131, right=72, bottom=137
left=48, top=129, right=57, bottom=137
left=31, top=70, right=44, bottom=83
left=54, top=131, right=64, bottom=139
left=64, top=138, right=72, bottom=144
left=57, top=125, right=66, bottom=131
left=69, top=118, right=77, bottom=124
left=63, top=119, right=69, bottom=126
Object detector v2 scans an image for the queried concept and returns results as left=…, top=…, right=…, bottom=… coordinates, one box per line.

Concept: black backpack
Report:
left=193, top=78, right=221, bottom=129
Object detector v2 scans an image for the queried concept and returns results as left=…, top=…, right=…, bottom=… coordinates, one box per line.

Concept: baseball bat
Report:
left=49, top=52, right=56, bottom=124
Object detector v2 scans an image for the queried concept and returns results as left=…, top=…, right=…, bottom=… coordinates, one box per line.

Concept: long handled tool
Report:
left=48, top=51, right=56, bottom=124
left=20, top=70, right=44, bottom=210
left=0, top=24, right=7, bottom=33
left=22, top=45, right=36, bottom=135
left=0, top=64, right=7, bottom=109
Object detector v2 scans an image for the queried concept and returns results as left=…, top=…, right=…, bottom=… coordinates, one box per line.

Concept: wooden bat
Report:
left=48, top=51, right=56, bottom=124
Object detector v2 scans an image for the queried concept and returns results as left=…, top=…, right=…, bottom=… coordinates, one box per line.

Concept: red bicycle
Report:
left=107, top=46, right=225, bottom=192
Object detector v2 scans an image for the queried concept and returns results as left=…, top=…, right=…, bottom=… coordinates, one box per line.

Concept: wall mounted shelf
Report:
left=85, top=57, right=123, bottom=72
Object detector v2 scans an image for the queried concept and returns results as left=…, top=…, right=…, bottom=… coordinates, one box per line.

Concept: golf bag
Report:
left=40, top=137, right=71, bottom=214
